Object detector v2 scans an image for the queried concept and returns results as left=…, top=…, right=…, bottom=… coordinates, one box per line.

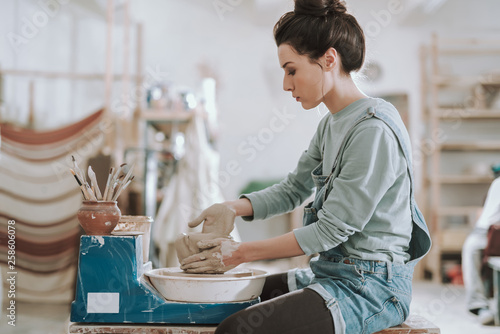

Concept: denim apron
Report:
left=288, top=105, right=432, bottom=334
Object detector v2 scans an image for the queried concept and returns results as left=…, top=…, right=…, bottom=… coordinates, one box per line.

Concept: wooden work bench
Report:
left=488, top=256, right=500, bottom=326
left=68, top=314, right=440, bottom=333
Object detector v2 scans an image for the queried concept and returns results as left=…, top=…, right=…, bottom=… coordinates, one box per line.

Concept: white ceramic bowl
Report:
left=144, top=267, right=269, bottom=303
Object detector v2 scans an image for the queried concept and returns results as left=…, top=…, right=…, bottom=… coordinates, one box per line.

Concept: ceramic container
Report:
left=144, top=267, right=269, bottom=303
left=77, top=201, right=121, bottom=235
left=113, top=215, right=153, bottom=262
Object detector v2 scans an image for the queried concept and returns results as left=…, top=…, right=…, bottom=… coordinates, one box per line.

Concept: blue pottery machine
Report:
left=70, top=235, right=257, bottom=324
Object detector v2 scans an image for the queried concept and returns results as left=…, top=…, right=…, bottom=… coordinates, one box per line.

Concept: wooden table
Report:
left=68, top=323, right=217, bottom=334
left=69, top=314, right=439, bottom=333
left=488, top=256, right=500, bottom=326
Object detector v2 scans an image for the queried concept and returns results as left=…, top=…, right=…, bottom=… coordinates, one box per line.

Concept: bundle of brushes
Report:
left=70, top=156, right=135, bottom=202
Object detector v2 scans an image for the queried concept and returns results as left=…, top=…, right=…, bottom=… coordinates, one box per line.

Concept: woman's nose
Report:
left=283, top=76, right=292, bottom=92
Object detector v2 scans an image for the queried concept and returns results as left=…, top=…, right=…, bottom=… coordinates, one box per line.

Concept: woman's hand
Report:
left=175, top=231, right=219, bottom=263
left=180, top=238, right=243, bottom=274
left=188, top=203, right=237, bottom=236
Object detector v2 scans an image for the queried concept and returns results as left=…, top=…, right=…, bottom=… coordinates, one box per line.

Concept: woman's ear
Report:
left=323, top=47, right=338, bottom=72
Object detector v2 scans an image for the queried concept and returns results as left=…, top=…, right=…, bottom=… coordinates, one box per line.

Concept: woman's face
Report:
left=278, top=44, right=325, bottom=110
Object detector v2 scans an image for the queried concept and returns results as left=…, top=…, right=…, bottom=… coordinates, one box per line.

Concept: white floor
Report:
left=411, top=281, right=498, bottom=334
left=0, top=276, right=498, bottom=333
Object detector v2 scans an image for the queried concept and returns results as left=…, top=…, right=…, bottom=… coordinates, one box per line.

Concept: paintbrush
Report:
left=107, top=163, right=126, bottom=199
left=121, top=163, right=135, bottom=185
left=87, top=166, right=103, bottom=200
left=85, top=183, right=97, bottom=201
left=70, top=169, right=90, bottom=200
left=113, top=162, right=135, bottom=198
left=108, top=174, right=125, bottom=201
left=103, top=167, right=114, bottom=201
left=104, top=164, right=125, bottom=201
left=112, top=175, right=134, bottom=201
left=113, top=163, right=126, bottom=185
left=71, top=156, right=86, bottom=183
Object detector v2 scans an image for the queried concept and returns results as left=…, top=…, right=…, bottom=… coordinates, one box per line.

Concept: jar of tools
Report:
left=77, top=201, right=121, bottom=235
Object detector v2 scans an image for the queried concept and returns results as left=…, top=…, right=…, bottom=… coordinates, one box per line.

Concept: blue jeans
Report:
left=289, top=252, right=413, bottom=334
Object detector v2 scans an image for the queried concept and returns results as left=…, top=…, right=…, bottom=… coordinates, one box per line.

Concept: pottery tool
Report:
left=106, top=175, right=118, bottom=201
left=104, top=163, right=126, bottom=201
left=112, top=163, right=135, bottom=199
left=70, top=165, right=96, bottom=201
left=103, top=167, right=114, bottom=201
left=70, top=169, right=90, bottom=200
left=87, top=166, right=103, bottom=200
left=113, top=163, right=127, bottom=184
left=121, top=163, right=135, bottom=188
left=71, top=156, right=86, bottom=183
left=108, top=174, right=125, bottom=201
left=112, top=175, right=134, bottom=201
left=71, top=162, right=134, bottom=202
left=84, top=183, right=97, bottom=201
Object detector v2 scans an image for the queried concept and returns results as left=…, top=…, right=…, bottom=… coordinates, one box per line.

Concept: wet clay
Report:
left=175, top=232, right=225, bottom=263
left=175, top=204, right=236, bottom=265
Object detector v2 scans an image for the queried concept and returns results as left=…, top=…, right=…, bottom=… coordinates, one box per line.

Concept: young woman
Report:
left=180, top=0, right=431, bottom=333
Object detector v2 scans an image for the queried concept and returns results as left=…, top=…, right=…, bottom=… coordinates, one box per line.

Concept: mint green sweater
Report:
left=241, top=98, right=412, bottom=263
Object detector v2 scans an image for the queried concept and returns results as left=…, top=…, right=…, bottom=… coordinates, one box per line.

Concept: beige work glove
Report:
left=175, top=231, right=218, bottom=263
left=188, top=203, right=236, bottom=237
left=180, top=238, right=240, bottom=274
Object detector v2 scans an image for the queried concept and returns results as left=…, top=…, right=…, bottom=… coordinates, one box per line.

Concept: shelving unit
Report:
left=423, top=34, right=500, bottom=282
left=140, top=109, right=196, bottom=218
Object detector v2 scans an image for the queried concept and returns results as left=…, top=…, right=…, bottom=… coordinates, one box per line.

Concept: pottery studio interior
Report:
left=1, top=0, right=500, bottom=333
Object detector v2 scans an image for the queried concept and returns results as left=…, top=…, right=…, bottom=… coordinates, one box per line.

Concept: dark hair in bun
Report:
left=294, top=0, right=347, bottom=16
left=274, top=0, right=365, bottom=73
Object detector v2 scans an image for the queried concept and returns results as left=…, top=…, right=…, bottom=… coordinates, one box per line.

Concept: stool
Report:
left=69, top=314, right=439, bottom=333
left=374, top=314, right=440, bottom=333
left=488, top=256, right=500, bottom=326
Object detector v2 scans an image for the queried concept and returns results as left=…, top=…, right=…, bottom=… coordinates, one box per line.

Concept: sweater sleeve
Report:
left=239, top=119, right=326, bottom=221
left=293, top=125, right=401, bottom=255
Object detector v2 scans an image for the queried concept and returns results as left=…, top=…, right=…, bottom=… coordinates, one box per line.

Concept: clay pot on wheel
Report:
left=77, top=201, right=121, bottom=235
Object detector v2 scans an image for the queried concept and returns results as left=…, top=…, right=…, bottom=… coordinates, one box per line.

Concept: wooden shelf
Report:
left=437, top=206, right=483, bottom=217
left=141, top=110, right=195, bottom=123
left=439, top=48, right=500, bottom=55
left=436, top=108, right=500, bottom=119
left=434, top=175, right=494, bottom=184
left=0, top=68, right=143, bottom=81
left=438, top=37, right=500, bottom=45
left=422, top=34, right=500, bottom=282
left=433, top=75, right=500, bottom=87
left=439, top=227, right=471, bottom=252
left=440, top=141, right=500, bottom=151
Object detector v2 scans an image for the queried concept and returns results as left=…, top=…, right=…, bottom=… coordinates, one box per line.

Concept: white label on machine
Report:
left=87, top=293, right=120, bottom=313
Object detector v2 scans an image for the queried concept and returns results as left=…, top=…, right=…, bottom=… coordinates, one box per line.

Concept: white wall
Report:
left=128, top=0, right=320, bottom=202
left=0, top=0, right=118, bottom=128
left=2, top=0, right=500, bottom=204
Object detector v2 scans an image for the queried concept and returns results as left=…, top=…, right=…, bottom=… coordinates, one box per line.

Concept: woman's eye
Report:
left=288, top=70, right=295, bottom=76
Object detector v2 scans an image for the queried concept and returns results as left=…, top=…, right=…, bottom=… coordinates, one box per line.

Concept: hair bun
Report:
left=294, top=0, right=347, bottom=17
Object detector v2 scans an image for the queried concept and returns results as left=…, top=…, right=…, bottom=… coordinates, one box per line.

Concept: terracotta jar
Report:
left=77, top=201, right=121, bottom=235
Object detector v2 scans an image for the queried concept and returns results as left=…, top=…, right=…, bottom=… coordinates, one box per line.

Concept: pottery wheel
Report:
left=160, top=269, right=254, bottom=278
